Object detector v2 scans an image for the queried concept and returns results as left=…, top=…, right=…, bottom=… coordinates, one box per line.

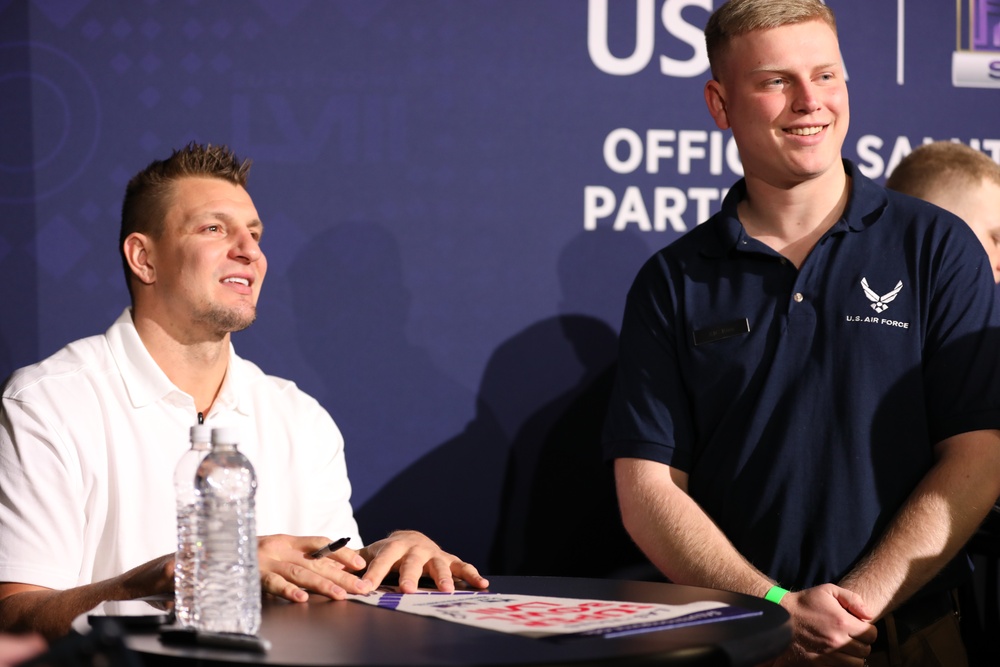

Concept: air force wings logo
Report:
left=861, top=278, right=903, bottom=313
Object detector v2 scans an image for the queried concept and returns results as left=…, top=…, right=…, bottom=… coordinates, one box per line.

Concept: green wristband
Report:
left=764, top=586, right=789, bottom=604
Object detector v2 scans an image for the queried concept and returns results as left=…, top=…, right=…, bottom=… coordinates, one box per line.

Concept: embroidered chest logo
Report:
left=845, top=278, right=910, bottom=329
left=861, top=278, right=903, bottom=314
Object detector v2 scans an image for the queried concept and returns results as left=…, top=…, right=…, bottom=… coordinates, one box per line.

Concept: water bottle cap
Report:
left=189, top=424, right=212, bottom=443
left=211, top=426, right=241, bottom=445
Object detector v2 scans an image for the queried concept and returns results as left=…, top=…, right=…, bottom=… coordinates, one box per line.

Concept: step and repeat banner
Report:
left=1, top=1, right=998, bottom=574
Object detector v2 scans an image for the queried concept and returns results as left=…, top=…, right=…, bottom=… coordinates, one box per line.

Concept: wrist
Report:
left=764, top=585, right=789, bottom=605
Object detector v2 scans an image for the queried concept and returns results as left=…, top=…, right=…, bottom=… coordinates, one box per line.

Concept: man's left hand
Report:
left=358, top=530, right=489, bottom=593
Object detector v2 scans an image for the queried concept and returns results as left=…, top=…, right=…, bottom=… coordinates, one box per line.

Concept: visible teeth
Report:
left=224, top=277, right=249, bottom=286
left=787, top=126, right=823, bottom=136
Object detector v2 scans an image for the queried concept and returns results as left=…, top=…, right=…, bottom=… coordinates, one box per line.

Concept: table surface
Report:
left=87, top=576, right=791, bottom=667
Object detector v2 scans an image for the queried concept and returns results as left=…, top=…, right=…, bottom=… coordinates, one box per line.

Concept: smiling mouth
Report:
left=785, top=126, right=825, bottom=136
left=223, top=277, right=250, bottom=287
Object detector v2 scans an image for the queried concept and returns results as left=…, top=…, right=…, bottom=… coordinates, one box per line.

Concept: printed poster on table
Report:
left=348, top=589, right=761, bottom=639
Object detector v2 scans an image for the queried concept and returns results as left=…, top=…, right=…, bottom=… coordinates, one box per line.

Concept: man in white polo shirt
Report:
left=0, top=142, right=488, bottom=638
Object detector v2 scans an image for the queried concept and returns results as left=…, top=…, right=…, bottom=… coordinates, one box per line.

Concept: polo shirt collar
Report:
left=213, top=349, right=251, bottom=416
left=107, top=308, right=250, bottom=416
left=839, top=159, right=889, bottom=232
left=701, top=159, right=889, bottom=259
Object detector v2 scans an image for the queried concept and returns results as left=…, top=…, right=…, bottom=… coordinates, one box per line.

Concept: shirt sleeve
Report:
left=602, top=254, right=697, bottom=471
left=921, top=219, right=1000, bottom=443
left=252, top=382, right=363, bottom=548
left=299, top=402, right=363, bottom=547
left=0, top=392, right=87, bottom=590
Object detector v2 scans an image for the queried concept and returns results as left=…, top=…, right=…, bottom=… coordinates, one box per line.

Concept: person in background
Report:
left=888, top=141, right=1000, bottom=666
left=886, top=141, right=1000, bottom=283
left=0, top=633, right=44, bottom=667
left=602, top=1, right=1000, bottom=665
left=0, top=142, right=488, bottom=639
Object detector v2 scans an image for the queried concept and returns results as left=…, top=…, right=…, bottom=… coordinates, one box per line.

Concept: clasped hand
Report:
left=257, top=531, right=489, bottom=602
left=774, top=584, right=877, bottom=666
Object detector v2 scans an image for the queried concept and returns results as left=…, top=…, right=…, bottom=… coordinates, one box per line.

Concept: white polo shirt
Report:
left=0, top=309, right=361, bottom=590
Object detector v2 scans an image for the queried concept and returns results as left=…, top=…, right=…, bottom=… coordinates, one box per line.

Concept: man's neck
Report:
left=131, top=310, right=230, bottom=415
left=738, top=165, right=850, bottom=269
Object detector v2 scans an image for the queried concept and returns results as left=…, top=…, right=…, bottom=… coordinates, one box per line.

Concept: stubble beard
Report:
left=196, top=303, right=258, bottom=336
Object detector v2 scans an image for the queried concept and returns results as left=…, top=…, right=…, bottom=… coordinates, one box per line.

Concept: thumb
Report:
left=832, top=587, right=873, bottom=622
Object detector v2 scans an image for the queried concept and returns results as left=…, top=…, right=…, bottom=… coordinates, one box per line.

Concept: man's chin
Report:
left=201, top=307, right=257, bottom=335
left=228, top=317, right=256, bottom=334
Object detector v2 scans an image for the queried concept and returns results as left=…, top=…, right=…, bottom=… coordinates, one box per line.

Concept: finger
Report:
left=261, top=571, right=315, bottom=602
left=451, top=560, right=489, bottom=589
left=310, top=559, right=371, bottom=595
left=361, top=548, right=400, bottom=591
left=160, top=555, right=176, bottom=581
left=852, top=621, right=877, bottom=645
left=265, top=560, right=365, bottom=600
left=827, top=650, right=868, bottom=667
left=395, top=551, right=435, bottom=593
left=833, top=636, right=873, bottom=659
left=323, top=547, right=367, bottom=572
left=422, top=556, right=456, bottom=593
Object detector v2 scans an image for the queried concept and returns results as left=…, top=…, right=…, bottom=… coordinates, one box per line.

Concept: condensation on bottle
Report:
left=193, top=426, right=262, bottom=635
left=173, top=423, right=212, bottom=628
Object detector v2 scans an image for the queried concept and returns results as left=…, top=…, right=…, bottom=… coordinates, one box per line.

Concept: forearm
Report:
left=615, top=458, right=773, bottom=597
left=0, top=580, right=125, bottom=639
left=839, top=429, right=1000, bottom=618
left=0, top=554, right=174, bottom=639
left=616, top=458, right=878, bottom=660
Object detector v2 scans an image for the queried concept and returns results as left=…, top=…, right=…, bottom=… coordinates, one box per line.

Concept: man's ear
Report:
left=123, top=233, right=155, bottom=286
left=704, top=79, right=731, bottom=131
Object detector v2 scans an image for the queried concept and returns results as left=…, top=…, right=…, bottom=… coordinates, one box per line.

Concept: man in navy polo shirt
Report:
left=603, top=1, right=1000, bottom=665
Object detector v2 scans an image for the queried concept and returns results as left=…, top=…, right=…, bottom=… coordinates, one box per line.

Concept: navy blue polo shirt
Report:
left=604, top=160, right=1000, bottom=592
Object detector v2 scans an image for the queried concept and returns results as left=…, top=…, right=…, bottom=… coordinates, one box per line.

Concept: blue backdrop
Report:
left=2, top=0, right=999, bottom=575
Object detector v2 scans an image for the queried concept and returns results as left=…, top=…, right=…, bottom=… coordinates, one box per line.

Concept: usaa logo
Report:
left=588, top=0, right=1000, bottom=89
left=952, top=0, right=1000, bottom=89
left=587, top=0, right=711, bottom=77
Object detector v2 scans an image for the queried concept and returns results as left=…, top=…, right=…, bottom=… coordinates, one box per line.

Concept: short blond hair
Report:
left=886, top=142, right=1000, bottom=199
left=705, top=0, right=838, bottom=79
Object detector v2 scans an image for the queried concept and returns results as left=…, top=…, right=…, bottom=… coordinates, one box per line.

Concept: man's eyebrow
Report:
left=189, top=211, right=264, bottom=234
left=749, top=61, right=841, bottom=75
left=229, top=214, right=264, bottom=235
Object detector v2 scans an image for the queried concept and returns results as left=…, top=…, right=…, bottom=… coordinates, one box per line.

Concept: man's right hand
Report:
left=775, top=584, right=876, bottom=666
left=256, top=532, right=490, bottom=602
left=257, top=534, right=371, bottom=602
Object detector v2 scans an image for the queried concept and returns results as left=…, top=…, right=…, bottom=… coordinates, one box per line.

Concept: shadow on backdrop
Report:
left=357, top=227, right=655, bottom=576
left=489, top=229, right=653, bottom=578
left=288, top=222, right=480, bottom=554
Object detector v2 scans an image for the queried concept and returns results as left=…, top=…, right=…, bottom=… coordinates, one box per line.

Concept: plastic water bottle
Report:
left=193, top=427, right=262, bottom=635
left=173, top=423, right=212, bottom=628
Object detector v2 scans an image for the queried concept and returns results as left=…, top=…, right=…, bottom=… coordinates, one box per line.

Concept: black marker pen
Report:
left=309, top=536, right=351, bottom=559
